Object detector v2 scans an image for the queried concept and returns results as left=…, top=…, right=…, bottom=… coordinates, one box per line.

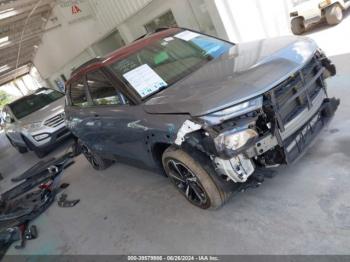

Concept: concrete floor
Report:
left=1, top=22, right=350, bottom=255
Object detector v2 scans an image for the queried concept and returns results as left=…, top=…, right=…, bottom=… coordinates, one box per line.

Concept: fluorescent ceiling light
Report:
left=0, top=65, right=11, bottom=73
left=0, top=8, right=18, bottom=20
left=0, top=40, right=11, bottom=48
left=0, top=36, right=9, bottom=44
left=0, top=8, right=14, bottom=14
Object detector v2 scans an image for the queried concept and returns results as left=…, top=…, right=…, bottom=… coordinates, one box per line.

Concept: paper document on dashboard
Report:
left=123, top=64, right=167, bottom=98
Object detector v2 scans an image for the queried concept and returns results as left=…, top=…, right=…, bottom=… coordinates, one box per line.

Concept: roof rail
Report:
left=133, top=27, right=172, bottom=42
left=70, top=57, right=102, bottom=76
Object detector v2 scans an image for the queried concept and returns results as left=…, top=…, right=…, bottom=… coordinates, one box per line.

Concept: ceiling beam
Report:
left=0, top=0, right=53, bottom=13
left=8, top=23, right=44, bottom=40
left=0, top=16, right=39, bottom=36
left=0, top=16, right=43, bottom=37
left=0, top=31, right=43, bottom=50
left=0, top=46, right=34, bottom=59
left=0, top=54, right=33, bottom=66
left=0, top=50, right=34, bottom=62
left=0, top=61, right=33, bottom=77
left=0, top=10, right=50, bottom=29
left=1, top=50, right=34, bottom=60
left=0, top=64, right=32, bottom=86
left=0, top=4, right=52, bottom=26
left=0, top=36, right=41, bottom=51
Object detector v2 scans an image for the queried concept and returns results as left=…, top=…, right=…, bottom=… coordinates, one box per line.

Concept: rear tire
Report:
left=325, top=4, right=343, bottom=25
left=81, top=144, right=113, bottom=171
left=291, top=17, right=306, bottom=35
left=162, top=146, right=231, bottom=209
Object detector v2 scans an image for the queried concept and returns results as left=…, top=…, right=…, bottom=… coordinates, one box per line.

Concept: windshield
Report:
left=9, top=88, right=64, bottom=119
left=110, top=30, right=233, bottom=99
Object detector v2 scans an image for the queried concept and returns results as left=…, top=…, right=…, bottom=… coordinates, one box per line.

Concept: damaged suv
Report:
left=65, top=28, right=339, bottom=209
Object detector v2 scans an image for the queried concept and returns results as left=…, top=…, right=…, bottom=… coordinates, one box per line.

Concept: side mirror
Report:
left=4, top=115, right=13, bottom=124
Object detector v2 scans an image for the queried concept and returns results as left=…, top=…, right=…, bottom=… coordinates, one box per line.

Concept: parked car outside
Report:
left=3, top=87, right=71, bottom=158
left=65, top=28, right=339, bottom=209
left=0, top=110, right=4, bottom=129
left=290, top=0, right=350, bottom=34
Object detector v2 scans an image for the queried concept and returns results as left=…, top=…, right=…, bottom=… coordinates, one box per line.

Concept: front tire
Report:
left=7, top=136, right=28, bottom=154
left=162, top=147, right=229, bottom=209
left=325, top=4, right=343, bottom=25
left=291, top=17, right=306, bottom=35
left=81, top=144, right=113, bottom=171
left=34, top=149, right=47, bottom=159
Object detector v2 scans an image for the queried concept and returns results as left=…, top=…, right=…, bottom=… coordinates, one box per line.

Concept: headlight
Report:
left=202, top=97, right=263, bottom=125
left=214, top=128, right=258, bottom=153
left=23, top=122, right=42, bottom=130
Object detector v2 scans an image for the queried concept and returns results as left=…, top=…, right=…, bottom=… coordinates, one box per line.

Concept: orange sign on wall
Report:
left=58, top=0, right=92, bottom=24
left=72, top=4, right=81, bottom=14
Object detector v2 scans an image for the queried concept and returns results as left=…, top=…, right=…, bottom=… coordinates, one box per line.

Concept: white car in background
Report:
left=3, top=87, right=71, bottom=158
left=290, top=0, right=350, bottom=34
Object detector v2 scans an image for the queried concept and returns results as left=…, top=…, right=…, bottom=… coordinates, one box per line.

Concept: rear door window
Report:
left=86, top=70, right=126, bottom=106
left=70, top=77, right=89, bottom=107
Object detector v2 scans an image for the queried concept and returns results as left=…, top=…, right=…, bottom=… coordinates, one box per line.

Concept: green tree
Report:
left=0, top=90, right=13, bottom=109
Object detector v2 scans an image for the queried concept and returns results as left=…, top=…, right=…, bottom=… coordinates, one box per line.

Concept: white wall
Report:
left=119, top=0, right=206, bottom=42
left=33, top=7, right=101, bottom=78
left=33, top=0, right=152, bottom=85
left=212, top=0, right=292, bottom=42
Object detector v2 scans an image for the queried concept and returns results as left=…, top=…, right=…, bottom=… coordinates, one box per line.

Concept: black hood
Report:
left=143, top=36, right=318, bottom=116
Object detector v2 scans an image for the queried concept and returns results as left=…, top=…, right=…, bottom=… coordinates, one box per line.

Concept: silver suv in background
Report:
left=3, top=87, right=71, bottom=158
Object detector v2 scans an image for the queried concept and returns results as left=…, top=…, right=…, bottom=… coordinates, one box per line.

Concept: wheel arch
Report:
left=151, top=142, right=172, bottom=172
left=21, top=134, right=35, bottom=151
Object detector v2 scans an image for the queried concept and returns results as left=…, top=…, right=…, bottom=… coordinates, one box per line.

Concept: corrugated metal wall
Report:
left=90, top=0, right=152, bottom=31
left=35, top=0, right=153, bottom=85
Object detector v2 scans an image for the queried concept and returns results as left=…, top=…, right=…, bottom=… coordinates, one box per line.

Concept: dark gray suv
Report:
left=65, top=28, right=339, bottom=209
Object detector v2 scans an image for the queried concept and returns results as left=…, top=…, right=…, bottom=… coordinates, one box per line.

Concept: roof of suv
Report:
left=67, top=27, right=182, bottom=84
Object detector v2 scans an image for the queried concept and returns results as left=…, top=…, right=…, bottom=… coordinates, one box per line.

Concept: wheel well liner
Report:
left=152, top=142, right=171, bottom=170
left=21, top=134, right=35, bottom=151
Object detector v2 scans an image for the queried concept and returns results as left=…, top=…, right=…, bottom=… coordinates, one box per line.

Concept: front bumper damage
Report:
left=246, top=95, right=339, bottom=162
left=213, top=98, right=339, bottom=183
left=176, top=53, right=339, bottom=184
left=205, top=95, right=339, bottom=184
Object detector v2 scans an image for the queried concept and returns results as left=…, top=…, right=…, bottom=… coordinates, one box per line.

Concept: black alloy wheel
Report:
left=82, top=145, right=101, bottom=170
left=166, top=158, right=209, bottom=208
left=81, top=144, right=113, bottom=171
